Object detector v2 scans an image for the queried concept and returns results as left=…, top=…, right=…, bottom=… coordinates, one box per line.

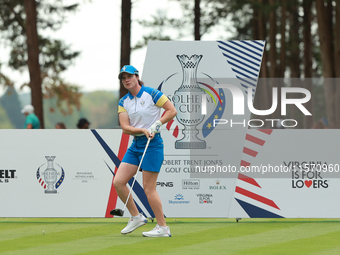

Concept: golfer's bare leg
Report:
left=113, top=162, right=139, bottom=216
left=143, top=170, right=166, bottom=227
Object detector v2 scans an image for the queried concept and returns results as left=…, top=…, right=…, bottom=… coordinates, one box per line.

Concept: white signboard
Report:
left=1, top=41, right=340, bottom=218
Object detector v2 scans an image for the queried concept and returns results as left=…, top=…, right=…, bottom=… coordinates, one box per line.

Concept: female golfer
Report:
left=113, top=65, right=177, bottom=237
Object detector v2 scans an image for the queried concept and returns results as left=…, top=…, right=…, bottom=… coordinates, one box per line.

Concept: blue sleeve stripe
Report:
left=152, top=90, right=163, bottom=104
left=144, top=87, right=164, bottom=104
left=119, top=94, right=128, bottom=107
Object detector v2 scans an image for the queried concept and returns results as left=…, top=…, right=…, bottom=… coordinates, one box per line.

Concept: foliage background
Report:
left=0, top=88, right=119, bottom=129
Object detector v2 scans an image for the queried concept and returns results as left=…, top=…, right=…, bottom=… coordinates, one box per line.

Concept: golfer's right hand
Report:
left=142, top=128, right=153, bottom=139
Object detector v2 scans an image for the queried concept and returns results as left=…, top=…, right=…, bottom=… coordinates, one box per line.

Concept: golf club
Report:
left=110, top=136, right=152, bottom=217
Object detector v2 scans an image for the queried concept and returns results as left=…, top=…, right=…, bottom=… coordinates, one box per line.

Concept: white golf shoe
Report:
left=121, top=214, right=148, bottom=235
left=142, top=224, right=171, bottom=237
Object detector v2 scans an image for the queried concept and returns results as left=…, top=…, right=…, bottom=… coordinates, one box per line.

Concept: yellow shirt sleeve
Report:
left=118, top=106, right=127, bottom=113
left=156, top=95, right=168, bottom=107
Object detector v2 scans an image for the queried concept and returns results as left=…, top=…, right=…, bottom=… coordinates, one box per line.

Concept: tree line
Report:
left=0, top=86, right=119, bottom=129
left=125, top=0, right=340, bottom=128
left=1, top=0, right=339, bottom=128
left=0, top=0, right=82, bottom=128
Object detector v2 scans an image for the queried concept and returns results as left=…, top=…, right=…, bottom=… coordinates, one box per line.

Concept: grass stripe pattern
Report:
left=1, top=218, right=340, bottom=254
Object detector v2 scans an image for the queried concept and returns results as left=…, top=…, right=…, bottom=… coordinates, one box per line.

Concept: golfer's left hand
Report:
left=150, top=120, right=162, bottom=134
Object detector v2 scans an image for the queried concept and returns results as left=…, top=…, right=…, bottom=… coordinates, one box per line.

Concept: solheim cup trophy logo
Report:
left=174, top=54, right=206, bottom=149
left=44, top=156, right=57, bottom=193
left=36, top=156, right=65, bottom=194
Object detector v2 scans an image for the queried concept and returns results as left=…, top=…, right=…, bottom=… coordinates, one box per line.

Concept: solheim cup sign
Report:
left=36, top=156, right=65, bottom=194
left=174, top=54, right=206, bottom=149
left=142, top=41, right=267, bottom=150
left=138, top=40, right=340, bottom=219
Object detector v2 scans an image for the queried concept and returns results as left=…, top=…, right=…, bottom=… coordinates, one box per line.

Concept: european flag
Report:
left=202, top=88, right=226, bottom=138
left=55, top=166, right=65, bottom=189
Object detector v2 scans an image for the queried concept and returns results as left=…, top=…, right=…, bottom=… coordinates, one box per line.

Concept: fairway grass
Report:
left=1, top=218, right=340, bottom=254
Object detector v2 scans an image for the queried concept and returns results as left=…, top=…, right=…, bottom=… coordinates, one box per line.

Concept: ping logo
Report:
left=157, top=182, right=174, bottom=187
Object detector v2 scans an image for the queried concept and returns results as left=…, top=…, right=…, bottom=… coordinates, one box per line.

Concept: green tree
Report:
left=0, top=63, right=14, bottom=88
left=24, top=0, right=44, bottom=127
left=120, top=0, right=131, bottom=100
left=315, top=0, right=340, bottom=128
left=0, top=0, right=82, bottom=128
left=135, top=0, right=336, bottom=128
left=133, top=0, right=223, bottom=49
left=0, top=86, right=25, bottom=128
left=41, top=91, right=119, bottom=129
left=0, top=105, right=14, bottom=129
left=80, top=91, right=119, bottom=129
left=43, top=96, right=81, bottom=129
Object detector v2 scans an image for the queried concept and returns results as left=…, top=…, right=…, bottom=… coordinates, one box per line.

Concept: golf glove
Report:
left=150, top=120, right=163, bottom=134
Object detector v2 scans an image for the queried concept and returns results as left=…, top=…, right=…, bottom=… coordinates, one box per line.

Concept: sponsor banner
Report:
left=0, top=130, right=121, bottom=217
left=1, top=129, right=340, bottom=218
left=2, top=42, right=340, bottom=218
left=229, top=130, right=340, bottom=218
